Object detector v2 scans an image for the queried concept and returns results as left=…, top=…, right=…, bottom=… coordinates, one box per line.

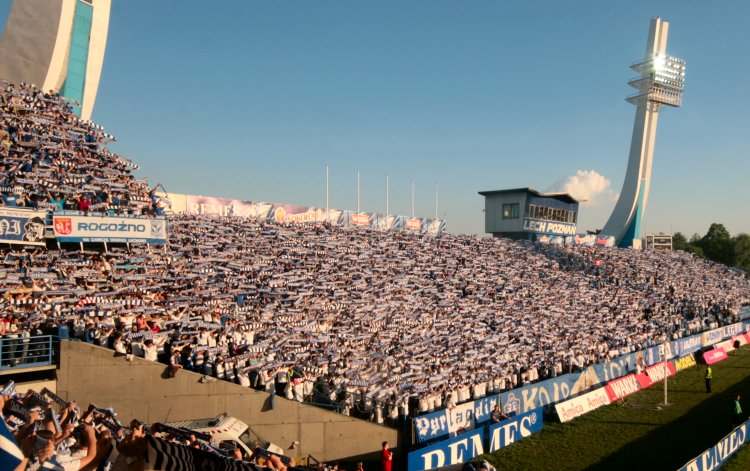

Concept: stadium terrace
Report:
left=0, top=79, right=749, bottom=455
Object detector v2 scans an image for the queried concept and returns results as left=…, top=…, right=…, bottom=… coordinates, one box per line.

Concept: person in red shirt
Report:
left=381, top=441, right=393, bottom=471
left=77, top=193, right=92, bottom=212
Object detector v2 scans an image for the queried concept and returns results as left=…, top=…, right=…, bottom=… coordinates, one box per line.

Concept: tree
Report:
left=699, top=223, right=734, bottom=266
left=672, top=232, right=689, bottom=251
left=734, top=234, right=750, bottom=273
left=686, top=244, right=704, bottom=258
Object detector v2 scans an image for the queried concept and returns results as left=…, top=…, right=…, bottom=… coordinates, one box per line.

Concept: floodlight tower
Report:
left=602, top=17, right=686, bottom=247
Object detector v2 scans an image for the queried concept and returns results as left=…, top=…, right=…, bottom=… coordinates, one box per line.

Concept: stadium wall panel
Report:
left=56, top=341, right=399, bottom=462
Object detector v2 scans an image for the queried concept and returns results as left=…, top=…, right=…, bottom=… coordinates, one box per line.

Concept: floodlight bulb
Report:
left=653, top=55, right=666, bottom=72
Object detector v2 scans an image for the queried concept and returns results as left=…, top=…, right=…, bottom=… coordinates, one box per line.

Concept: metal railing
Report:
left=0, top=335, right=56, bottom=371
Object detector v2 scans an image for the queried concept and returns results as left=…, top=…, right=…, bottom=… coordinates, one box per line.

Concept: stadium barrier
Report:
left=407, top=408, right=543, bottom=471
left=556, top=359, right=678, bottom=423
left=0, top=335, right=57, bottom=371
left=556, top=330, right=750, bottom=424
left=413, top=322, right=748, bottom=444
left=676, top=419, right=750, bottom=471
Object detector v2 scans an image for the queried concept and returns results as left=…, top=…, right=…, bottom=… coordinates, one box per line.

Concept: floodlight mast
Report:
left=601, top=17, right=686, bottom=247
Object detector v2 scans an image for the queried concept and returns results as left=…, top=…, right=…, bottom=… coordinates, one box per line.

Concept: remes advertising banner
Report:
left=486, top=408, right=543, bottom=452
left=677, top=420, right=750, bottom=471
left=408, top=409, right=543, bottom=471
left=0, top=207, right=46, bottom=246
left=53, top=214, right=168, bottom=244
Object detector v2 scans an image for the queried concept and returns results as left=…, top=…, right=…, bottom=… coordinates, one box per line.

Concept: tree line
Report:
left=673, top=223, right=750, bottom=273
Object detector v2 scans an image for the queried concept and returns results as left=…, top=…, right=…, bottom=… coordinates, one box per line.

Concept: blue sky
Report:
left=1, top=1, right=748, bottom=236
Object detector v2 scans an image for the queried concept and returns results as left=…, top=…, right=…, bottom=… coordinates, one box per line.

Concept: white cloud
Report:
left=549, top=170, right=615, bottom=207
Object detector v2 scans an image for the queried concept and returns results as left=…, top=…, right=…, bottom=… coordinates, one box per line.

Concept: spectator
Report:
left=380, top=441, right=392, bottom=471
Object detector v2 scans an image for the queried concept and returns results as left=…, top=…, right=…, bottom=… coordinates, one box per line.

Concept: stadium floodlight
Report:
left=602, top=17, right=686, bottom=247
left=0, top=0, right=112, bottom=120
left=626, top=53, right=686, bottom=107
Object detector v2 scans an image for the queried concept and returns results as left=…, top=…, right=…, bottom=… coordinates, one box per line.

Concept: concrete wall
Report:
left=57, top=341, right=398, bottom=462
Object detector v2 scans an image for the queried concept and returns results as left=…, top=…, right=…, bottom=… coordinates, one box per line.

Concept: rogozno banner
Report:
left=53, top=214, right=168, bottom=244
left=0, top=207, right=46, bottom=246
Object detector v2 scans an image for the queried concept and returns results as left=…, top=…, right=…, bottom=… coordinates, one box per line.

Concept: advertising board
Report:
left=555, top=387, right=611, bottom=423
left=52, top=213, right=167, bottom=244
left=677, top=420, right=749, bottom=471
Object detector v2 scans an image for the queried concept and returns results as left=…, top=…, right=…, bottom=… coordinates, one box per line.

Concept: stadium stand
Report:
left=0, top=78, right=749, bottom=439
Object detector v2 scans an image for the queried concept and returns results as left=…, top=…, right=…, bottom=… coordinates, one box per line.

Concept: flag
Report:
left=0, top=417, right=24, bottom=470
left=144, top=435, right=265, bottom=471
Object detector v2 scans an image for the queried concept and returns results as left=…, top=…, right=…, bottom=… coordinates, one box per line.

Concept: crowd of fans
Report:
left=0, top=381, right=306, bottom=470
left=0, top=80, right=749, bottom=431
left=0, top=80, right=161, bottom=215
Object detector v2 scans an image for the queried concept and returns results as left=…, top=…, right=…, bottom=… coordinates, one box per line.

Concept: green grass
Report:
left=480, top=348, right=750, bottom=471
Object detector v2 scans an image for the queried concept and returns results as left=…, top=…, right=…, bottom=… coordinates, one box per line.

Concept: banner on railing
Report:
left=0, top=208, right=47, bottom=246
left=677, top=420, right=749, bottom=471
left=702, top=323, right=745, bottom=347
left=413, top=395, right=499, bottom=442
left=52, top=213, right=167, bottom=244
left=163, top=192, right=446, bottom=235
left=487, top=408, right=543, bottom=452
left=555, top=387, right=611, bottom=423
left=672, top=335, right=703, bottom=357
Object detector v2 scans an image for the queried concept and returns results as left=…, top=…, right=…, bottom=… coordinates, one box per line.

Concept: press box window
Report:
left=502, top=203, right=519, bottom=219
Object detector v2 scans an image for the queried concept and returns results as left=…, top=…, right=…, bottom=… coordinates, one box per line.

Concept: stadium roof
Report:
left=477, top=187, right=579, bottom=204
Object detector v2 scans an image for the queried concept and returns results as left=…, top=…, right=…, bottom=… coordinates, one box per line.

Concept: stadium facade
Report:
left=0, top=0, right=111, bottom=120
left=478, top=187, right=579, bottom=240
left=602, top=17, right=686, bottom=247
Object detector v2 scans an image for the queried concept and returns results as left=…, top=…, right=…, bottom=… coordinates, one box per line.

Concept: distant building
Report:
left=644, top=233, right=673, bottom=251
left=478, top=188, right=579, bottom=240
left=0, top=0, right=112, bottom=120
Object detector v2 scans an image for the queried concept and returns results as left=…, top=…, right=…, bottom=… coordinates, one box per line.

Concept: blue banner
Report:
left=671, top=334, right=703, bottom=357
left=408, top=428, right=486, bottom=471
left=497, top=373, right=581, bottom=416
left=677, top=420, right=749, bottom=471
left=487, top=408, right=543, bottom=452
left=413, top=396, right=499, bottom=443
left=0, top=208, right=47, bottom=246
left=587, top=345, right=663, bottom=384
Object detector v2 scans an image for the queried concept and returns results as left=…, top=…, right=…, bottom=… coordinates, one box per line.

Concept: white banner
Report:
left=555, top=387, right=611, bottom=423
